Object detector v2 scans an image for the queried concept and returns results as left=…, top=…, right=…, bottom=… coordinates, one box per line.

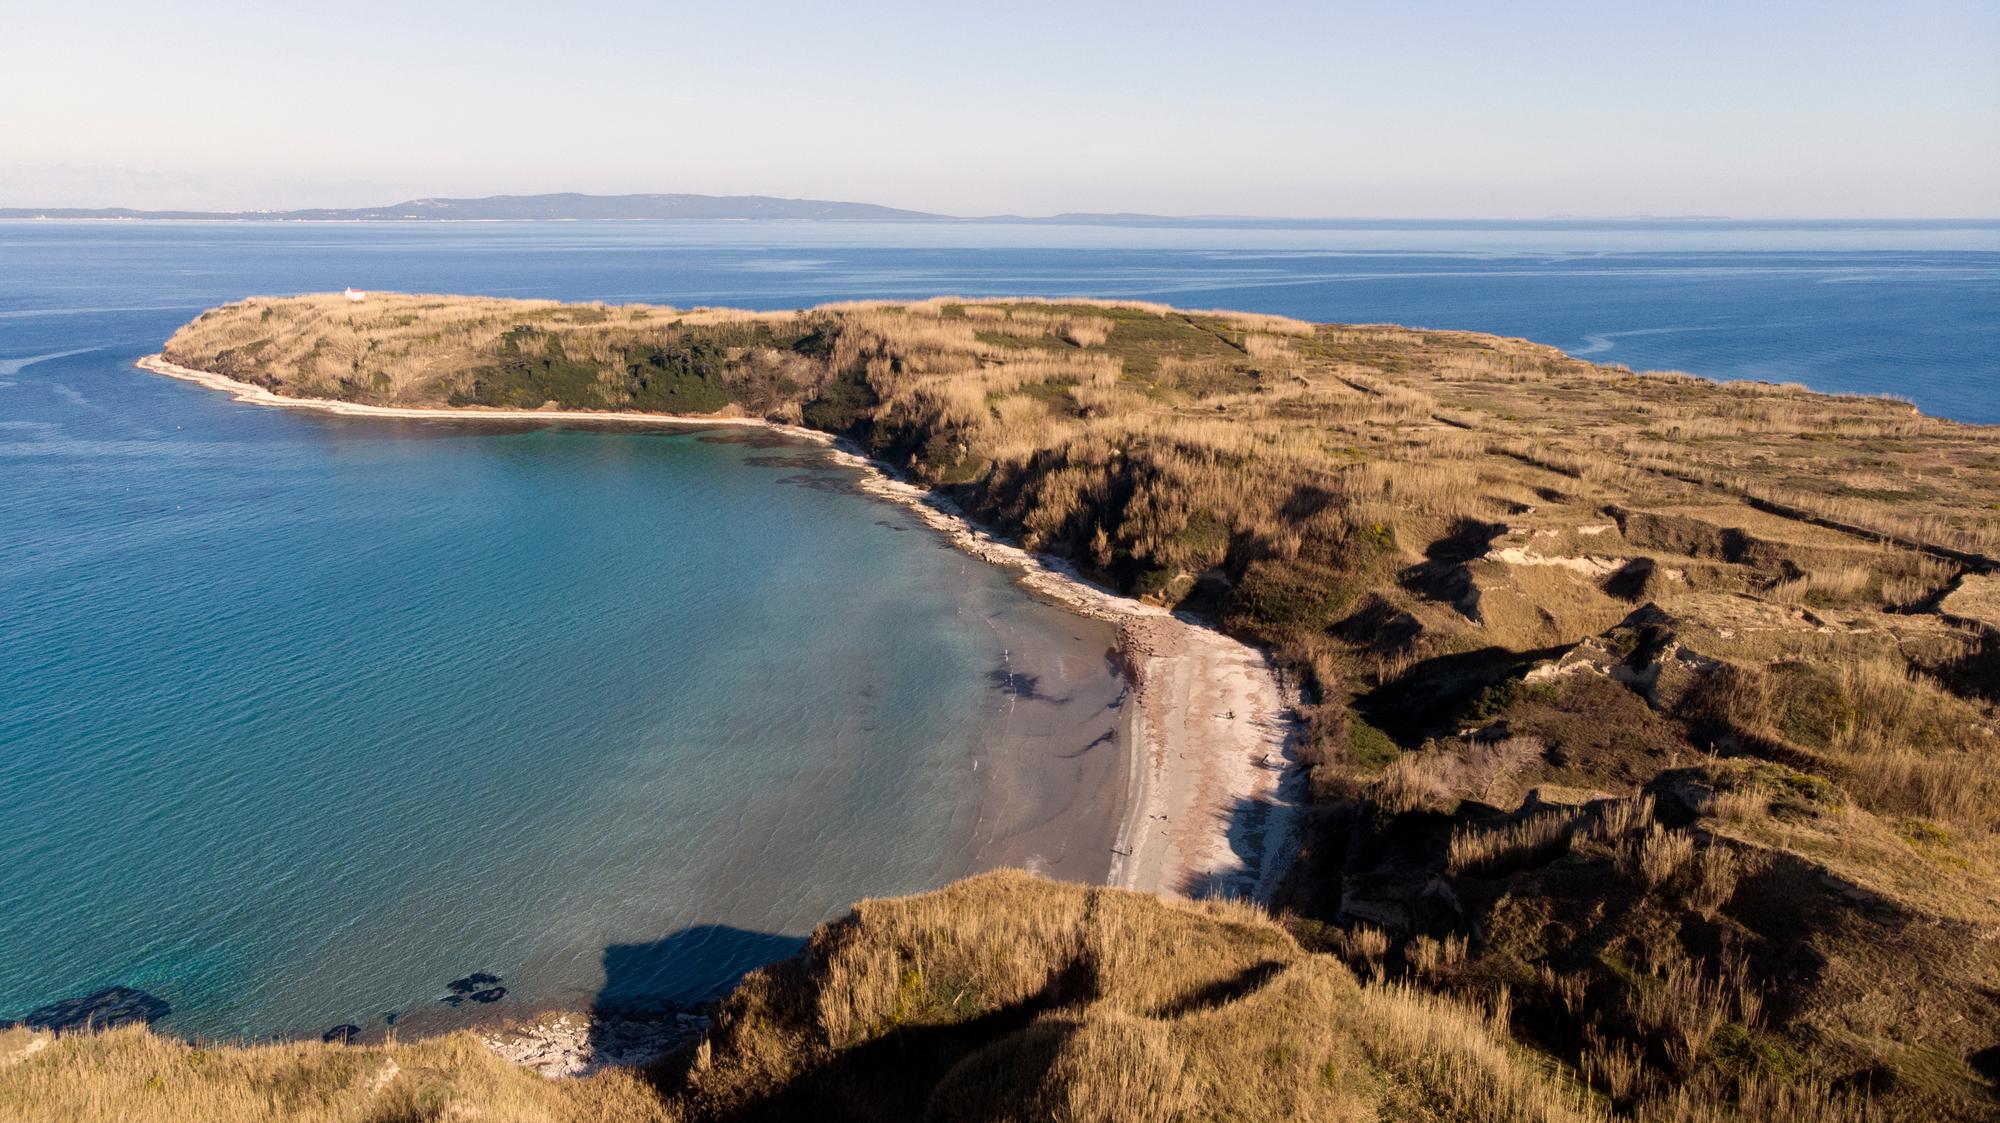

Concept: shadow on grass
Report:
left=1353, top=643, right=1570, bottom=747
left=678, top=939, right=1103, bottom=1123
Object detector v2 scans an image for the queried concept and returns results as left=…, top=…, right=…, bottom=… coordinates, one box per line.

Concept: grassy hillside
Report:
left=144, top=293, right=2000, bottom=1117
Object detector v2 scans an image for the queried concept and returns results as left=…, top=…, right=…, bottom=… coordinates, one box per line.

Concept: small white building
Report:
left=343, top=287, right=367, bottom=303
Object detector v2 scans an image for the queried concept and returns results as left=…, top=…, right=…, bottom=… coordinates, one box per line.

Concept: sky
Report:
left=3, top=0, right=1995, bottom=217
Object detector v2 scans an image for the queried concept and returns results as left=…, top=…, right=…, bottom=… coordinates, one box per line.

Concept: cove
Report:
left=0, top=364, right=1125, bottom=1040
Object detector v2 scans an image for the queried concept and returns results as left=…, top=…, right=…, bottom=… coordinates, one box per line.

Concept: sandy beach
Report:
left=838, top=464, right=1302, bottom=901
left=138, top=353, right=1303, bottom=905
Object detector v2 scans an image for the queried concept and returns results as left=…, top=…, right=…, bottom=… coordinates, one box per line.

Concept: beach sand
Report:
left=138, top=353, right=1303, bottom=904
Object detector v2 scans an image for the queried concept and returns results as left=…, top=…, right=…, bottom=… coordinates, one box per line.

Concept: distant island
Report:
left=0, top=192, right=1201, bottom=224
left=0, top=192, right=947, bottom=223
left=0, top=191, right=1768, bottom=225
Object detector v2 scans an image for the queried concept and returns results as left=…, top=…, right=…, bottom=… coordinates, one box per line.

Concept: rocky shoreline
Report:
left=475, top=1009, right=711, bottom=1079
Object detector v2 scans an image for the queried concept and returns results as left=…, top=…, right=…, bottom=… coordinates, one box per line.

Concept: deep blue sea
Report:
left=1, top=219, right=1994, bottom=1041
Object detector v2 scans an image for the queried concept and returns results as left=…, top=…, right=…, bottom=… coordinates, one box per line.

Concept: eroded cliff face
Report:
left=157, top=293, right=2000, bottom=1117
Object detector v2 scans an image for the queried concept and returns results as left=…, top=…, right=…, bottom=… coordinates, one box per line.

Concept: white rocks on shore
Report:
left=477, top=1011, right=709, bottom=1079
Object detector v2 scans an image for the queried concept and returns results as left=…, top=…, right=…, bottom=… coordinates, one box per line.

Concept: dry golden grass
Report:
left=1690, top=655, right=2000, bottom=833
left=681, top=871, right=1603, bottom=1123
left=1447, top=810, right=1579, bottom=874
left=1372, top=736, right=1547, bottom=816
left=1627, top=824, right=1698, bottom=888
left=0, top=1022, right=674, bottom=1123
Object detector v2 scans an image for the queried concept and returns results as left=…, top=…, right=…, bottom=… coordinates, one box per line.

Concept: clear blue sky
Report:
left=3, top=0, right=1994, bottom=216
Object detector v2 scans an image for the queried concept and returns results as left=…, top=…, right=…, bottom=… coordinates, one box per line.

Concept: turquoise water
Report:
left=0, top=362, right=1126, bottom=1038
left=1, top=219, right=1993, bottom=1041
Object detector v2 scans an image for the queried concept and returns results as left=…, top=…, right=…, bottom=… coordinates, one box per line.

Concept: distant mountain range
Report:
left=0, top=192, right=1170, bottom=223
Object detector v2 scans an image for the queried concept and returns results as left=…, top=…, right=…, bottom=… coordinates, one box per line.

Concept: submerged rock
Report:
left=990, top=667, right=1051, bottom=700
left=322, top=1024, right=362, bottom=1044
left=447, top=972, right=502, bottom=995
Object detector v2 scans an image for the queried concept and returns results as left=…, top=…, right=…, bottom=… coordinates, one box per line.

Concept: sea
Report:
left=1, top=218, right=1994, bottom=1041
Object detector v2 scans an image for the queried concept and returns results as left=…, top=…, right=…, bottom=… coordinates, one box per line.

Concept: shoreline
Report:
left=837, top=465, right=1301, bottom=901
left=134, top=353, right=1304, bottom=1062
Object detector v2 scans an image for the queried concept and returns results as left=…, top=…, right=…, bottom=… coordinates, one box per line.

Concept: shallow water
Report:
left=0, top=372, right=1125, bottom=1036
left=1, top=218, right=1991, bottom=1042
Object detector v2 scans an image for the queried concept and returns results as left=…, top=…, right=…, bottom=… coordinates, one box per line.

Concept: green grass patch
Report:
left=620, top=335, right=735, bottom=413
left=1707, top=1024, right=1808, bottom=1080
left=1467, top=674, right=1558, bottom=723
left=802, top=367, right=878, bottom=433
left=1008, top=378, right=1083, bottom=414
left=453, top=325, right=609, bottom=408
left=1348, top=718, right=1401, bottom=772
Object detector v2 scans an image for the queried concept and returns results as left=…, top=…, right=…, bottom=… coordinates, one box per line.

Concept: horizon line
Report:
left=3, top=191, right=1999, bottom=225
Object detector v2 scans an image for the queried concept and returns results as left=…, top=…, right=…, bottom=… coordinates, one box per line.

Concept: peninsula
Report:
left=6, top=293, right=1995, bottom=1120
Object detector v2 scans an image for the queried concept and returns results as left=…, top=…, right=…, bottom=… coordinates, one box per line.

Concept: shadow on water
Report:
left=596, top=924, right=806, bottom=1012
left=0, top=987, right=170, bottom=1035
left=989, top=665, right=1072, bottom=703
left=589, top=924, right=805, bottom=1067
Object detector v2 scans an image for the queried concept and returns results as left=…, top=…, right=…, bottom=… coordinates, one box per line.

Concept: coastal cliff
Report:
left=23, top=292, right=1993, bottom=1118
